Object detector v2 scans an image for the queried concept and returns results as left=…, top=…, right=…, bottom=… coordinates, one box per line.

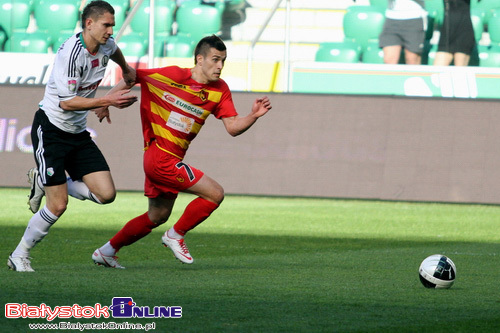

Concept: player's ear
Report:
left=195, top=54, right=204, bottom=65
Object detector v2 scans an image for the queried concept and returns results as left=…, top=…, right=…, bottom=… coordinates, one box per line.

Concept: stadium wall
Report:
left=1, top=84, right=500, bottom=204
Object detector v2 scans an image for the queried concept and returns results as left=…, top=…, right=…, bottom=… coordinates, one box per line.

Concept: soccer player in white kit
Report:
left=7, top=0, right=138, bottom=272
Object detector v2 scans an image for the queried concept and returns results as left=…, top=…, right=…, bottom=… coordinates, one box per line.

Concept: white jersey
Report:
left=39, top=32, right=117, bottom=134
left=386, top=0, right=427, bottom=20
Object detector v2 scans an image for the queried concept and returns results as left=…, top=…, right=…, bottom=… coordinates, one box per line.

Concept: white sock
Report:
left=167, top=227, right=183, bottom=240
left=12, top=206, right=58, bottom=258
left=99, top=241, right=117, bottom=257
left=67, top=177, right=102, bottom=204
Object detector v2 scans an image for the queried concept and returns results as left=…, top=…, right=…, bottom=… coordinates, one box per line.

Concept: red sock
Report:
left=110, top=212, right=158, bottom=251
left=174, top=197, right=219, bottom=236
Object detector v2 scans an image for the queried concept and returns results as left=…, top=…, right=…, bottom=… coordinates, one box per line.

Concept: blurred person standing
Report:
left=434, top=0, right=477, bottom=66
left=379, top=0, right=428, bottom=64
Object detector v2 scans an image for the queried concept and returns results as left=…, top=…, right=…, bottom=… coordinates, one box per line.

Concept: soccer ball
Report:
left=418, top=254, right=456, bottom=289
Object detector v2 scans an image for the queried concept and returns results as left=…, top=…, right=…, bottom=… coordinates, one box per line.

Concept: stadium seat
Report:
left=472, top=0, right=500, bottom=25
left=478, top=44, right=500, bottom=67
left=106, top=0, right=130, bottom=31
left=343, top=6, right=385, bottom=51
left=315, top=41, right=361, bottom=63
left=0, top=29, right=6, bottom=50
left=0, top=0, right=32, bottom=37
left=117, top=33, right=148, bottom=57
left=176, top=1, right=223, bottom=41
left=488, top=12, right=500, bottom=44
left=130, top=0, right=176, bottom=37
left=425, top=43, right=438, bottom=65
left=369, top=0, right=387, bottom=10
left=471, top=9, right=484, bottom=42
left=4, top=30, right=51, bottom=53
left=34, top=0, right=79, bottom=43
left=425, top=0, right=444, bottom=28
left=164, top=32, right=196, bottom=58
left=52, top=31, right=74, bottom=51
left=361, top=41, right=384, bottom=64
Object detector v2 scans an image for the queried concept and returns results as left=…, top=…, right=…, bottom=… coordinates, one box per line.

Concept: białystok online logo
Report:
left=5, top=297, right=182, bottom=321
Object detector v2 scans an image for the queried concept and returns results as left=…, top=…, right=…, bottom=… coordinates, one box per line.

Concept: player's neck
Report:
left=81, top=31, right=99, bottom=55
left=190, top=67, right=209, bottom=85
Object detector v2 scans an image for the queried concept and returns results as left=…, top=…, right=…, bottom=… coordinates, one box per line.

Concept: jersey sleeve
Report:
left=52, top=47, right=81, bottom=102
left=213, top=81, right=238, bottom=119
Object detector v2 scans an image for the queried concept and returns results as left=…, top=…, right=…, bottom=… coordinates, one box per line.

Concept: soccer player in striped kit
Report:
left=92, top=35, right=272, bottom=268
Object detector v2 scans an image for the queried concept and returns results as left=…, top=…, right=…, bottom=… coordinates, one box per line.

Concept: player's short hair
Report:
left=194, top=35, right=226, bottom=64
left=82, top=1, right=115, bottom=28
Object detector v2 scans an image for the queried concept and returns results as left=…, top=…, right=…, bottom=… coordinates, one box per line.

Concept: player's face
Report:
left=86, top=12, right=115, bottom=46
left=198, top=48, right=227, bottom=83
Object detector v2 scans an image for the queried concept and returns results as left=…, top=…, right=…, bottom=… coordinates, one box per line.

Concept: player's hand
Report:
left=106, top=89, right=138, bottom=109
left=252, top=96, right=272, bottom=118
left=95, top=107, right=111, bottom=124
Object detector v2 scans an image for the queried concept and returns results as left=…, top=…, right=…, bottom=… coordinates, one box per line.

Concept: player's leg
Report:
left=79, top=170, right=116, bottom=204
left=66, top=137, right=116, bottom=204
left=162, top=174, right=223, bottom=264
left=8, top=184, right=67, bottom=272
left=92, top=195, right=175, bottom=268
left=9, top=110, right=69, bottom=272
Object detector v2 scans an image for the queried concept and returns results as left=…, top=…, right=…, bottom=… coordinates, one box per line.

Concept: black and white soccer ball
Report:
left=418, top=254, right=456, bottom=289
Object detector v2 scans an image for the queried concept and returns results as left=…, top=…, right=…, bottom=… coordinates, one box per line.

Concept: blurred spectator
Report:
left=379, top=0, right=428, bottom=64
left=433, top=0, right=476, bottom=66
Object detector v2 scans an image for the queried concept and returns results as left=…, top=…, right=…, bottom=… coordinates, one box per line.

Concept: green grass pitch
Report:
left=1, top=188, right=499, bottom=332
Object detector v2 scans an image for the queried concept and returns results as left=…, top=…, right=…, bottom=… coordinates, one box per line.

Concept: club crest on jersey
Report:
left=68, top=80, right=77, bottom=93
left=102, top=55, right=109, bottom=67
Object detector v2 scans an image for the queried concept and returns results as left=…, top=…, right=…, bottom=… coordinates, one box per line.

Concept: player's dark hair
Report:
left=82, top=1, right=115, bottom=28
left=194, top=35, right=226, bottom=64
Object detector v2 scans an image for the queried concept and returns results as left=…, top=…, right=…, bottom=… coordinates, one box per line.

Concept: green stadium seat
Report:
left=4, top=30, right=51, bottom=53
left=362, top=40, right=384, bottom=64
left=425, top=0, right=444, bottom=28
left=488, top=12, right=500, bottom=44
left=471, top=9, right=484, bottom=42
left=472, top=0, right=500, bottom=25
left=343, top=5, right=385, bottom=51
left=176, top=1, right=223, bottom=41
left=117, top=32, right=148, bottom=57
left=0, top=29, right=6, bottom=50
left=52, top=31, right=74, bottom=51
left=315, top=41, right=361, bottom=63
left=164, top=32, right=196, bottom=58
left=369, top=0, right=387, bottom=10
left=130, top=0, right=176, bottom=36
left=478, top=44, right=500, bottom=67
left=106, top=0, right=130, bottom=31
left=34, top=0, right=79, bottom=43
left=0, top=0, right=32, bottom=37
left=425, top=43, right=438, bottom=65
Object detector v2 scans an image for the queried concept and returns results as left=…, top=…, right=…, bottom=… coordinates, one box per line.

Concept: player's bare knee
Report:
left=98, top=192, right=116, bottom=204
left=47, top=202, right=67, bottom=217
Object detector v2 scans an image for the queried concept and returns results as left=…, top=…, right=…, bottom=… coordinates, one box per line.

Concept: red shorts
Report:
left=143, top=143, right=204, bottom=199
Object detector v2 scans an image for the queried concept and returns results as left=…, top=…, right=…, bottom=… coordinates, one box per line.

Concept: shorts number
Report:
left=176, top=162, right=196, bottom=181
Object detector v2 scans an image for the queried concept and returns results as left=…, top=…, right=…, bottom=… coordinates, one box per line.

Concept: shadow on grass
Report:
left=1, top=225, right=499, bottom=332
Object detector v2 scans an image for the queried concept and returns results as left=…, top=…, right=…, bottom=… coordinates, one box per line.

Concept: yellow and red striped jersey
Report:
left=136, top=66, right=237, bottom=159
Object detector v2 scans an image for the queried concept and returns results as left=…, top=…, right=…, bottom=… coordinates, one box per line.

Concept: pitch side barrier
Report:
left=1, top=84, right=500, bottom=204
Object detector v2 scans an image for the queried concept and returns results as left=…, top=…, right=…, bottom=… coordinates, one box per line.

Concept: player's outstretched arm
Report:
left=222, top=96, right=272, bottom=137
